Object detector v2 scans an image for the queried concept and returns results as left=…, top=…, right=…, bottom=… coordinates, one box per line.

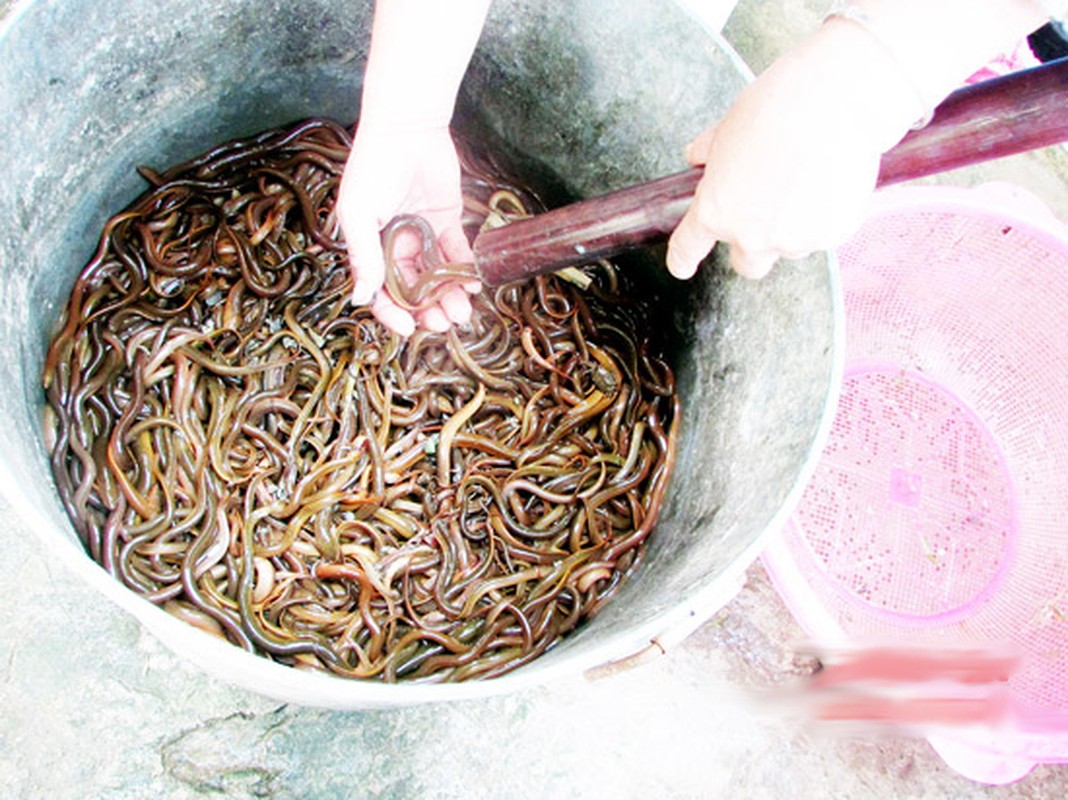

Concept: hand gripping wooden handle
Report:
left=473, top=57, right=1068, bottom=286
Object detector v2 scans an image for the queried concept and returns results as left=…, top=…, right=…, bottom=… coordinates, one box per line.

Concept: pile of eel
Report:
left=42, top=118, right=679, bottom=682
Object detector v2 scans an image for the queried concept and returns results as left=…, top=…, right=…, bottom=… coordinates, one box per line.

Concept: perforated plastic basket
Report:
left=762, top=183, right=1068, bottom=784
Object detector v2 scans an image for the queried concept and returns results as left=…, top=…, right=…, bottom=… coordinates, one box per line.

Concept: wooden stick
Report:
left=473, top=57, right=1068, bottom=286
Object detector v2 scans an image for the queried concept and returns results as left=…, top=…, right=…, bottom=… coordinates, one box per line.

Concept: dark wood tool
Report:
left=473, top=57, right=1068, bottom=286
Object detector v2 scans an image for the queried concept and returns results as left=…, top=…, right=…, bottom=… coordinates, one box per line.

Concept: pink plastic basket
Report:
left=762, top=183, right=1068, bottom=784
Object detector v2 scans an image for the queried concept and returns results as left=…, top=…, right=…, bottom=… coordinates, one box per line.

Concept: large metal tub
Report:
left=0, top=0, right=841, bottom=707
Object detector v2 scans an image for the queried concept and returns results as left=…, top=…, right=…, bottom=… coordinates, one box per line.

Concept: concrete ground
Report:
left=3, top=0, right=1068, bottom=797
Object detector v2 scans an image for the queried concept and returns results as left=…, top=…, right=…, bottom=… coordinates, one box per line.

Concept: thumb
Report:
left=666, top=205, right=719, bottom=280
left=347, top=223, right=387, bottom=306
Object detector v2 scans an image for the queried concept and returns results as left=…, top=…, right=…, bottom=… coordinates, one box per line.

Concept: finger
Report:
left=439, top=224, right=474, bottom=264
left=438, top=224, right=482, bottom=294
left=684, top=126, right=718, bottom=166
left=665, top=206, right=719, bottom=280
left=371, top=292, right=416, bottom=338
left=389, top=225, right=426, bottom=263
left=348, top=225, right=387, bottom=306
left=437, top=285, right=473, bottom=326
left=729, top=242, right=779, bottom=280
left=389, top=253, right=422, bottom=288
left=416, top=306, right=451, bottom=333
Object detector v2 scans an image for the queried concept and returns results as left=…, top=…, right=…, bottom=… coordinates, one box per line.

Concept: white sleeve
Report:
left=1036, top=1, right=1068, bottom=19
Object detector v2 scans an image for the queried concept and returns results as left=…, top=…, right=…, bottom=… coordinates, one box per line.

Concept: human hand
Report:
left=665, top=8, right=953, bottom=281
left=338, top=124, right=480, bottom=336
left=666, top=0, right=1050, bottom=281
left=666, top=45, right=892, bottom=280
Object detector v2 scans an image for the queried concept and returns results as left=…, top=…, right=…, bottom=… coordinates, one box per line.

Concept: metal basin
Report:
left=0, top=0, right=841, bottom=707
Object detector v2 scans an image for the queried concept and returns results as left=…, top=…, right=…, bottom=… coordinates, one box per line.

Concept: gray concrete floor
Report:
left=4, top=1, right=1068, bottom=797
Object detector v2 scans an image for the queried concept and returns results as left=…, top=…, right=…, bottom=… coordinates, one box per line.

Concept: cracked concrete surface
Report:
left=4, top=475, right=1068, bottom=798
left=3, top=0, right=1068, bottom=797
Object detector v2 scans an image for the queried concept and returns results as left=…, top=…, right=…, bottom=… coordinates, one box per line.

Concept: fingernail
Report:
left=375, top=306, right=416, bottom=337
left=665, top=250, right=696, bottom=280
left=420, top=308, right=451, bottom=333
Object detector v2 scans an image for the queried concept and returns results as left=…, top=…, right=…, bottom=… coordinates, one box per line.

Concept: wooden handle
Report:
left=878, top=55, right=1068, bottom=184
left=473, top=57, right=1068, bottom=286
